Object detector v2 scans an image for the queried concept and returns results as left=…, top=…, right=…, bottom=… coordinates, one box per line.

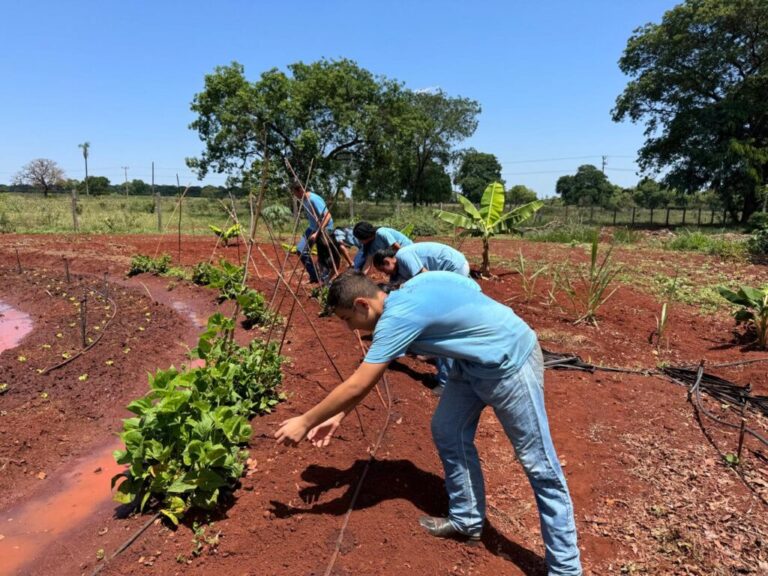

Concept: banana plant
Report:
left=436, top=182, right=543, bottom=276
left=208, top=223, right=241, bottom=247
left=718, top=285, right=768, bottom=349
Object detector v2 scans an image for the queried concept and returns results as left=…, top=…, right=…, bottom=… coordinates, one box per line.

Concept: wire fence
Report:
left=0, top=192, right=741, bottom=235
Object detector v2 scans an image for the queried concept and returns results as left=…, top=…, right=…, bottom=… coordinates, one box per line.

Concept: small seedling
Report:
left=723, top=453, right=740, bottom=467
left=17, top=356, right=27, bottom=363
left=78, top=374, right=88, bottom=381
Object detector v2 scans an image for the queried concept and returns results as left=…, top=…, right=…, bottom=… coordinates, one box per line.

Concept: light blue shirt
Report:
left=364, top=272, right=537, bottom=380
left=394, top=242, right=469, bottom=283
left=365, top=227, right=413, bottom=257
left=302, top=192, right=334, bottom=232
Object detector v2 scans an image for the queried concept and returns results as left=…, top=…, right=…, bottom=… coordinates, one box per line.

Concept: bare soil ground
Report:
left=1, top=233, right=767, bottom=576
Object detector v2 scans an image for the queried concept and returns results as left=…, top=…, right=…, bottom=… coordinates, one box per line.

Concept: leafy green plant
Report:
left=237, top=289, right=281, bottom=329
left=206, top=259, right=246, bottom=301
left=717, top=285, right=768, bottom=349
left=436, top=182, right=542, bottom=276
left=128, top=254, right=172, bottom=277
left=208, top=223, right=241, bottom=246
left=748, top=228, right=768, bottom=255
left=310, top=285, right=331, bottom=316
left=559, top=237, right=622, bottom=325
left=261, top=204, right=292, bottom=232
left=192, top=262, right=216, bottom=285
left=747, top=211, right=768, bottom=232
left=111, top=313, right=284, bottom=524
left=663, top=229, right=747, bottom=259
left=650, top=302, right=669, bottom=350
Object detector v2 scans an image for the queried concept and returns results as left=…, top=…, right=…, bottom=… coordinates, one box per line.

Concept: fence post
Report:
left=631, top=207, right=636, bottom=226
left=723, top=208, right=728, bottom=225
left=697, top=207, right=702, bottom=226
left=681, top=207, right=686, bottom=225
left=710, top=209, right=715, bottom=224
left=589, top=205, right=594, bottom=223
left=650, top=208, right=654, bottom=225
left=665, top=207, right=671, bottom=226
left=612, top=208, right=617, bottom=225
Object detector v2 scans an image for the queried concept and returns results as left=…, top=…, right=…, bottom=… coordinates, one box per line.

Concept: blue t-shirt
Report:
left=394, top=242, right=469, bottom=282
left=302, top=192, right=334, bottom=232
left=333, top=227, right=362, bottom=248
left=365, top=227, right=413, bottom=257
left=364, top=272, right=537, bottom=380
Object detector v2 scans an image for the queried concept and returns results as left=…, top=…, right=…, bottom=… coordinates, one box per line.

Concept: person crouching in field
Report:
left=372, top=241, right=470, bottom=285
left=352, top=221, right=413, bottom=274
left=275, top=271, right=582, bottom=576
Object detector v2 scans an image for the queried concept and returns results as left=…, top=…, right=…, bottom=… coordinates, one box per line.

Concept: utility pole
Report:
left=121, top=166, right=130, bottom=197
left=601, top=155, right=607, bottom=174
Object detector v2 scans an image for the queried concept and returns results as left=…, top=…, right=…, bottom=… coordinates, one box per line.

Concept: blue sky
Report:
left=0, top=0, right=679, bottom=197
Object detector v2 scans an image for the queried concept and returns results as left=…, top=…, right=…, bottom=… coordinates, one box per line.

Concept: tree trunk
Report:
left=481, top=237, right=490, bottom=276
left=740, top=184, right=759, bottom=223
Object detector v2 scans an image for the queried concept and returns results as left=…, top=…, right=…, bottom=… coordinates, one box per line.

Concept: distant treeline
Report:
left=0, top=181, right=243, bottom=198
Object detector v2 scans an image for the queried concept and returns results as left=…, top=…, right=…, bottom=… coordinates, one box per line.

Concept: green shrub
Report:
left=128, top=254, right=172, bottom=277
left=664, top=229, right=747, bottom=259
left=718, top=285, right=768, bottom=349
left=237, top=289, right=281, bottom=328
left=524, top=224, right=598, bottom=245
left=192, top=262, right=216, bottom=285
left=112, top=313, right=284, bottom=523
left=206, top=259, right=246, bottom=301
left=748, top=229, right=768, bottom=255
left=747, top=211, right=768, bottom=232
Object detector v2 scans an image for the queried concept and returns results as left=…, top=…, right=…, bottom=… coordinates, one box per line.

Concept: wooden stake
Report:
left=80, top=295, right=88, bottom=348
left=63, top=257, right=71, bottom=284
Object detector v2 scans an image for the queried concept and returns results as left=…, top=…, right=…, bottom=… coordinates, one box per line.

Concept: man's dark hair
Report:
left=372, top=247, right=397, bottom=267
left=353, top=221, right=377, bottom=241
left=327, top=270, right=382, bottom=311
left=289, top=180, right=304, bottom=193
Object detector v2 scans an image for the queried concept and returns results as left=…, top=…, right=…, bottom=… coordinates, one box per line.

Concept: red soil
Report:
left=0, top=233, right=767, bottom=576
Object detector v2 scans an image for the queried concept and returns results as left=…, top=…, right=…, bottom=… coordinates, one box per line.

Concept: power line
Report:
left=498, top=154, right=635, bottom=165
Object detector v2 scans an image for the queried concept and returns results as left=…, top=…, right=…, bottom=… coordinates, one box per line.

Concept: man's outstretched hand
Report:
left=307, top=413, right=344, bottom=448
left=274, top=415, right=310, bottom=447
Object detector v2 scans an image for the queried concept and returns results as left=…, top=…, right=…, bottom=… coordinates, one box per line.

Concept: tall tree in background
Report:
left=13, top=159, right=65, bottom=197
left=632, top=177, right=675, bottom=209
left=613, top=0, right=768, bottom=222
left=78, top=142, right=90, bottom=196
left=506, top=184, right=538, bottom=206
left=555, top=164, right=618, bottom=207
left=454, top=149, right=503, bottom=203
left=187, top=59, right=398, bottom=199
left=187, top=60, right=479, bottom=205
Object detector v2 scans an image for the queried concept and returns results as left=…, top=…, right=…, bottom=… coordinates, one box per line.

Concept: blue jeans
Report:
left=430, top=344, right=582, bottom=575
left=435, top=357, right=454, bottom=386
left=297, top=229, right=320, bottom=283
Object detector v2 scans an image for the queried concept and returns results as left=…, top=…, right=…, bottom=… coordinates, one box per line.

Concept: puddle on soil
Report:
left=171, top=300, right=205, bottom=328
left=0, top=300, right=33, bottom=354
left=0, top=440, right=124, bottom=576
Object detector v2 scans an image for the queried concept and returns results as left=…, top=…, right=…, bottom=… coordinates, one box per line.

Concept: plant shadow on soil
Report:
left=269, top=458, right=547, bottom=575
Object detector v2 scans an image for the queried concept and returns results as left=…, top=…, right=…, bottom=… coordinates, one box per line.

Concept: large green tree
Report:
left=613, top=0, right=768, bottom=222
left=506, top=184, right=538, bottom=206
left=454, top=149, right=503, bottom=203
left=632, top=177, right=675, bottom=209
left=555, top=165, right=618, bottom=207
left=187, top=59, right=398, bottom=200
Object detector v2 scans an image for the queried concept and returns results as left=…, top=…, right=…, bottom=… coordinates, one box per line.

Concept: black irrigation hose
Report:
left=40, top=283, right=118, bottom=375
left=89, top=512, right=161, bottom=576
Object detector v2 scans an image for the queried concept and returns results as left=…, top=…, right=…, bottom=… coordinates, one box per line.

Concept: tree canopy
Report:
left=506, top=184, right=538, bottom=206
left=14, top=159, right=65, bottom=197
left=613, top=0, right=768, bottom=222
left=454, top=149, right=503, bottom=203
left=187, top=60, right=479, bottom=204
left=555, top=165, right=619, bottom=207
